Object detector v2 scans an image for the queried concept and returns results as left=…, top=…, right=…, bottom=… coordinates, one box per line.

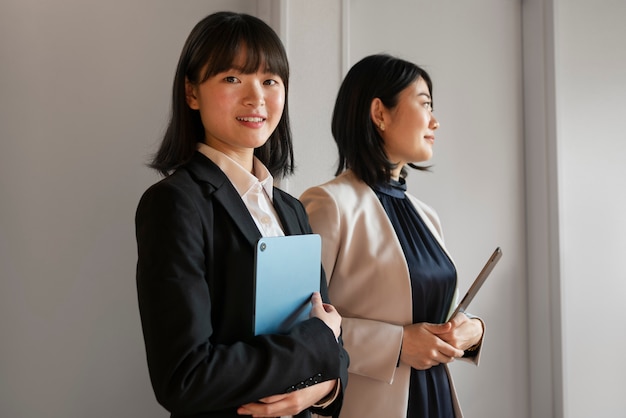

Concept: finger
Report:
left=438, top=349, right=462, bottom=362
left=425, top=322, right=452, bottom=334
left=257, top=393, right=288, bottom=404
left=237, top=401, right=280, bottom=417
left=431, top=337, right=464, bottom=358
left=310, top=291, right=323, bottom=307
left=236, top=405, right=257, bottom=415
left=449, top=312, right=469, bottom=327
left=322, top=302, right=337, bottom=313
left=443, top=346, right=465, bottom=358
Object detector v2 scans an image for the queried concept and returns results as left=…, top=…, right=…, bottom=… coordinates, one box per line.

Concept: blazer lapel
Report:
left=272, top=190, right=304, bottom=236
left=184, top=152, right=261, bottom=247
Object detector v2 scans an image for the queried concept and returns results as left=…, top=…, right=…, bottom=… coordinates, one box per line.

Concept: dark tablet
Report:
left=447, top=247, right=503, bottom=321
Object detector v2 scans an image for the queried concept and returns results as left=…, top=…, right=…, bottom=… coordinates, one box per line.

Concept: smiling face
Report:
left=373, top=77, right=439, bottom=179
left=185, top=52, right=285, bottom=170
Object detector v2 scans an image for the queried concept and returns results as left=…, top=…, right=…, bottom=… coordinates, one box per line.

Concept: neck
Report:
left=390, top=165, right=403, bottom=181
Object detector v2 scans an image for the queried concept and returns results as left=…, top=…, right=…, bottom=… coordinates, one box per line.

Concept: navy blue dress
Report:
left=373, top=179, right=456, bottom=418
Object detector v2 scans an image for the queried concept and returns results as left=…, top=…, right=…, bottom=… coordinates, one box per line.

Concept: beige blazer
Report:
left=301, top=170, right=482, bottom=418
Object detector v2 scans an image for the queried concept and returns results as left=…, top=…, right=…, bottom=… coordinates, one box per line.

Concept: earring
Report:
left=378, top=121, right=385, bottom=131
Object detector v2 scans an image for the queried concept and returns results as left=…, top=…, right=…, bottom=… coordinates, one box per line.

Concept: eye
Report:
left=263, top=78, right=280, bottom=86
left=224, top=76, right=240, bottom=83
left=422, top=101, right=433, bottom=111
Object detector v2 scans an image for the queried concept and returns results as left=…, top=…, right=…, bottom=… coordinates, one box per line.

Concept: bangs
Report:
left=198, top=22, right=289, bottom=82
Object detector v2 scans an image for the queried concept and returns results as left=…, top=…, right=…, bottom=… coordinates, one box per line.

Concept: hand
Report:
left=438, top=313, right=484, bottom=351
left=237, top=379, right=337, bottom=417
left=400, top=322, right=465, bottom=370
left=309, top=292, right=341, bottom=339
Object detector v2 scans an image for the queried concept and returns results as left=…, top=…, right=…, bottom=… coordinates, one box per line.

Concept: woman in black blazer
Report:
left=135, top=12, right=348, bottom=418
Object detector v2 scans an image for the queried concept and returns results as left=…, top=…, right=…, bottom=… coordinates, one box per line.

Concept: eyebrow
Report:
left=417, top=92, right=432, bottom=100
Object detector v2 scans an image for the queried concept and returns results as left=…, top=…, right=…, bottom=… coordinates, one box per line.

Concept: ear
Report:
left=370, top=98, right=386, bottom=131
left=185, top=78, right=200, bottom=110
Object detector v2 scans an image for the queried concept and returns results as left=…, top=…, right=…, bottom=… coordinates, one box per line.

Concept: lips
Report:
left=237, top=116, right=266, bottom=123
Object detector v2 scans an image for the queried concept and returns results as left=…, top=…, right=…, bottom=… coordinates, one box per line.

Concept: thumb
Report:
left=309, top=292, right=324, bottom=317
left=424, top=322, right=452, bottom=335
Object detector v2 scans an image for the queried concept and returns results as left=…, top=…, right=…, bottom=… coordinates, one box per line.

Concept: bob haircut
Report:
left=331, top=54, right=433, bottom=187
left=151, top=11, right=294, bottom=178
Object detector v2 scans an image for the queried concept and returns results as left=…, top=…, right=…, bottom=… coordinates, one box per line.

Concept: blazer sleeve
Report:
left=136, top=180, right=345, bottom=416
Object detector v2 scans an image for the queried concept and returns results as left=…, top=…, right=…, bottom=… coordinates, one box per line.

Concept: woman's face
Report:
left=185, top=53, right=285, bottom=167
left=378, top=77, right=439, bottom=178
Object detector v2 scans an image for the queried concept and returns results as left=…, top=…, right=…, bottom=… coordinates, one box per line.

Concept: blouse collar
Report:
left=372, top=177, right=407, bottom=198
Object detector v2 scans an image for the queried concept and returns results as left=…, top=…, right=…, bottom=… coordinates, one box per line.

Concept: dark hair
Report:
left=331, top=54, right=433, bottom=186
left=150, top=11, right=294, bottom=177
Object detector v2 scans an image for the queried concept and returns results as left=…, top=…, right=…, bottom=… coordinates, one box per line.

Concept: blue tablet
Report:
left=253, top=234, right=322, bottom=335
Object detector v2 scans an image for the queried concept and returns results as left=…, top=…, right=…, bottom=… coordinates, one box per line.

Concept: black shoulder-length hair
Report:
left=331, top=54, right=433, bottom=187
left=150, top=11, right=294, bottom=178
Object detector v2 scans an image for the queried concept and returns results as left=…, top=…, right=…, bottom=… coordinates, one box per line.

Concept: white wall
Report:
left=0, top=1, right=253, bottom=417
left=555, top=1, right=626, bottom=416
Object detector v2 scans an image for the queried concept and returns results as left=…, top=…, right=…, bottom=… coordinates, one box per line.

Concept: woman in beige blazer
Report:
left=300, top=54, right=485, bottom=418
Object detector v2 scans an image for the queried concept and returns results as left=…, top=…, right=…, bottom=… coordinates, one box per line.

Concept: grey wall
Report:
left=0, top=1, right=252, bottom=417
left=524, top=1, right=626, bottom=416
left=555, top=1, right=626, bottom=416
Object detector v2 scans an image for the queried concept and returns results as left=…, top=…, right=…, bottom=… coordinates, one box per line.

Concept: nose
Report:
left=244, top=80, right=265, bottom=107
left=430, top=115, right=440, bottom=130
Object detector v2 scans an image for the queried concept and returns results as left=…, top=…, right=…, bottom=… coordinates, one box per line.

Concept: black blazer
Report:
left=136, top=152, right=349, bottom=418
